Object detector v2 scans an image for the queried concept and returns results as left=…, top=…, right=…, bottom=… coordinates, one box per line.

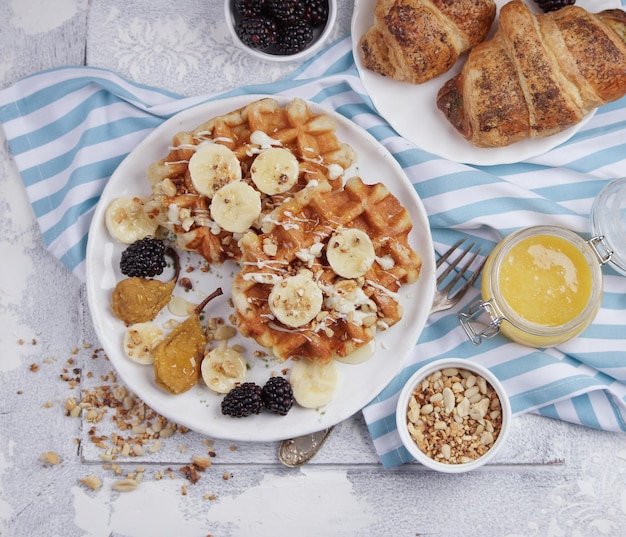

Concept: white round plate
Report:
left=86, top=94, right=436, bottom=442
left=351, top=0, right=619, bottom=166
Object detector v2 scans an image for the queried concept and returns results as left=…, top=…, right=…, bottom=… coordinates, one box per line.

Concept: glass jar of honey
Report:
left=459, top=177, right=626, bottom=348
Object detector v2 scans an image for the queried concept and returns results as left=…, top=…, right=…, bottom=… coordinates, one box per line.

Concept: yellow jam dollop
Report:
left=498, top=234, right=593, bottom=327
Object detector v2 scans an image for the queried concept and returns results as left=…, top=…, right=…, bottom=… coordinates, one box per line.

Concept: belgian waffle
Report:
left=231, top=176, right=423, bottom=364
left=144, top=98, right=356, bottom=264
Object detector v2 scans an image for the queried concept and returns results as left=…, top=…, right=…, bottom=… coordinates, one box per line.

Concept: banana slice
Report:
left=334, top=340, right=376, bottom=365
left=105, top=196, right=158, bottom=244
left=188, top=142, right=242, bottom=198
left=201, top=342, right=247, bottom=394
left=123, top=322, right=165, bottom=365
left=250, top=147, right=300, bottom=195
left=210, top=181, right=262, bottom=233
left=268, top=270, right=323, bottom=328
left=326, top=228, right=376, bottom=278
left=290, top=359, right=338, bottom=409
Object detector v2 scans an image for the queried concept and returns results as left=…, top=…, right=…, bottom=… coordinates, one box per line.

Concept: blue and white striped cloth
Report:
left=1, top=35, right=625, bottom=468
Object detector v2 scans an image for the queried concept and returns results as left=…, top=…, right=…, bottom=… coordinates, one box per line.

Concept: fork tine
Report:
left=439, top=245, right=479, bottom=294
left=437, top=242, right=475, bottom=285
left=444, top=248, right=483, bottom=297
left=436, top=238, right=467, bottom=269
left=431, top=237, right=486, bottom=314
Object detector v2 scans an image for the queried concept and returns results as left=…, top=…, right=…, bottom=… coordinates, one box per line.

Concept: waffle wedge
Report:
left=144, top=98, right=356, bottom=265
left=231, top=176, right=423, bottom=364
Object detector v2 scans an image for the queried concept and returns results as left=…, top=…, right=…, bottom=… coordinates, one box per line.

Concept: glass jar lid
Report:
left=591, top=177, right=626, bottom=276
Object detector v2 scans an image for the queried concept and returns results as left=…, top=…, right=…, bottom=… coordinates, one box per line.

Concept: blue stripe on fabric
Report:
left=60, top=228, right=91, bottom=273
left=10, top=91, right=163, bottom=157
left=600, top=291, right=626, bottom=309
left=366, top=123, right=405, bottom=144
left=572, top=393, right=601, bottom=429
left=427, top=197, right=578, bottom=230
left=379, top=448, right=412, bottom=469
left=489, top=352, right=559, bottom=381
left=32, top=155, right=126, bottom=219
left=9, top=89, right=118, bottom=154
left=390, top=148, right=437, bottom=169
left=509, top=375, right=604, bottom=414
left=286, top=38, right=355, bottom=80
left=20, top=120, right=158, bottom=188
left=367, top=413, right=398, bottom=440
left=532, top=180, right=608, bottom=203
left=308, top=81, right=364, bottom=105
left=2, top=72, right=181, bottom=120
left=333, top=101, right=379, bottom=122
left=41, top=193, right=103, bottom=245
left=60, top=225, right=92, bottom=270
left=606, top=393, right=626, bottom=431
left=567, top=144, right=626, bottom=174
left=536, top=404, right=560, bottom=420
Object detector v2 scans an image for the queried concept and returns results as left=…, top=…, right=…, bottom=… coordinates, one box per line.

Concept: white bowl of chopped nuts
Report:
left=396, top=358, right=511, bottom=473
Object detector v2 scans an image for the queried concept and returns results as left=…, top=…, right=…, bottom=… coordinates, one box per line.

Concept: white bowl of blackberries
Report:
left=225, top=0, right=337, bottom=62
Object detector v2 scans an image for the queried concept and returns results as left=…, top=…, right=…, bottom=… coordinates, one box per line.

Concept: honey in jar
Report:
left=460, top=178, right=625, bottom=348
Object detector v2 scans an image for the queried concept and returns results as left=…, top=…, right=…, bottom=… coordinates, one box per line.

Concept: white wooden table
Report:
left=1, top=1, right=625, bottom=536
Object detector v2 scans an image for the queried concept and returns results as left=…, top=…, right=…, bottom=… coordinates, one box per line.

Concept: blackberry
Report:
left=119, top=237, right=167, bottom=278
left=266, top=0, right=305, bottom=25
left=234, top=0, right=267, bottom=18
left=262, top=376, right=294, bottom=415
left=276, top=20, right=314, bottom=55
left=303, top=0, right=329, bottom=28
left=237, top=17, right=278, bottom=50
left=533, top=0, right=575, bottom=12
left=221, top=382, right=264, bottom=417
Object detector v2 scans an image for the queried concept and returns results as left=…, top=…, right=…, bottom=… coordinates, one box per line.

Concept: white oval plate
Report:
left=351, top=0, right=619, bottom=166
left=86, top=94, right=436, bottom=442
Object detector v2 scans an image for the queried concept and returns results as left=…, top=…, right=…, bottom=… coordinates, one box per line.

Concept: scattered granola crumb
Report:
left=192, top=456, right=212, bottom=469
left=113, top=477, right=139, bottom=493
left=29, top=363, right=39, bottom=372
left=40, top=451, right=61, bottom=465
left=79, top=475, right=102, bottom=490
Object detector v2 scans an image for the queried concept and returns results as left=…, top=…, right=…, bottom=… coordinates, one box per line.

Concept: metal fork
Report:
left=430, top=237, right=486, bottom=314
left=278, top=237, right=486, bottom=467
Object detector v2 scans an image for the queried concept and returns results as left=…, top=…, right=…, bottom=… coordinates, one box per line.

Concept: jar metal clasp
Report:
left=587, top=235, right=614, bottom=266
left=458, top=298, right=503, bottom=346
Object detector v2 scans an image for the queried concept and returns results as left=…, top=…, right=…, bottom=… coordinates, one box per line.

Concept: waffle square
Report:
left=144, top=98, right=356, bottom=265
left=231, top=176, right=423, bottom=364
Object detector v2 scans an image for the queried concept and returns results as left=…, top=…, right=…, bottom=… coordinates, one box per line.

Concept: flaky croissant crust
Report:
left=437, top=0, right=626, bottom=148
left=360, top=0, right=496, bottom=84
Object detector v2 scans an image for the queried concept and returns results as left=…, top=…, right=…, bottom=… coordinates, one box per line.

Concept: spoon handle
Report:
left=278, top=427, right=333, bottom=467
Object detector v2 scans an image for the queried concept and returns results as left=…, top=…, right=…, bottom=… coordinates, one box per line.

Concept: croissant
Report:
left=360, top=0, right=496, bottom=84
left=437, top=0, right=626, bottom=148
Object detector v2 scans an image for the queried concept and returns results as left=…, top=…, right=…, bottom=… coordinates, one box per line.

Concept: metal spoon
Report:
left=278, top=427, right=333, bottom=467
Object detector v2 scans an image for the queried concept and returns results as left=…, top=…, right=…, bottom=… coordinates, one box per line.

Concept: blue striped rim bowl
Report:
left=224, top=0, right=337, bottom=63
left=396, top=358, right=511, bottom=473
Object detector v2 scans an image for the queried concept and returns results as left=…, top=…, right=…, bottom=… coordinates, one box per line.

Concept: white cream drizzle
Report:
left=376, top=254, right=395, bottom=270
left=365, top=279, right=399, bottom=302
left=243, top=259, right=289, bottom=270
left=242, top=272, right=283, bottom=285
